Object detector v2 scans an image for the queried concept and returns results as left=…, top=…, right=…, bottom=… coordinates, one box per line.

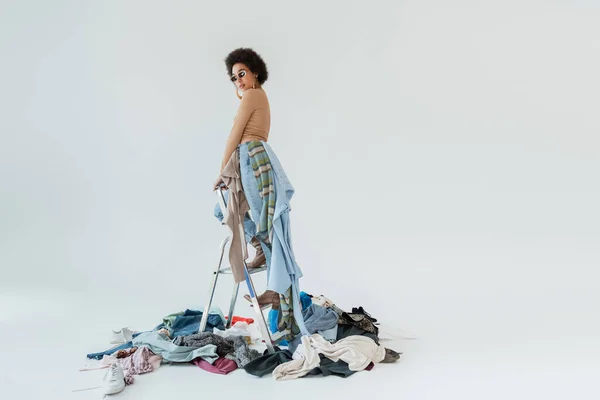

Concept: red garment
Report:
left=224, top=316, right=255, bottom=324
left=364, top=362, right=374, bottom=371
left=193, top=357, right=238, bottom=375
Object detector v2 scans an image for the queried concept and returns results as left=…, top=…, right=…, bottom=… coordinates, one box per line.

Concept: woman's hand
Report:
left=213, top=176, right=227, bottom=191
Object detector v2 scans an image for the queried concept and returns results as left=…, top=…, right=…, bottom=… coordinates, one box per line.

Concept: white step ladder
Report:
left=199, top=188, right=276, bottom=354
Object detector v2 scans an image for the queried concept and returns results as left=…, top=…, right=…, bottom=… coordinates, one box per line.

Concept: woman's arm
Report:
left=220, top=90, right=258, bottom=171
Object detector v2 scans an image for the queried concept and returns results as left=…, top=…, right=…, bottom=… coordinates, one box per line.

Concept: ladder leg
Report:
left=200, top=236, right=231, bottom=333
left=212, top=188, right=273, bottom=352
left=244, top=266, right=275, bottom=354
left=226, top=283, right=240, bottom=329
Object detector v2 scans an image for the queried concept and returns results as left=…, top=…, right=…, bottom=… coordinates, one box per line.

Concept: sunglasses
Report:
left=230, top=70, right=246, bottom=82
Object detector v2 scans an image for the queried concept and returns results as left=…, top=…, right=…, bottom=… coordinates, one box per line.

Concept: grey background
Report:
left=0, top=1, right=599, bottom=397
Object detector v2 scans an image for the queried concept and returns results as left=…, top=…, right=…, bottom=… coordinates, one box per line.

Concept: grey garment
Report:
left=132, top=332, right=218, bottom=363
left=173, top=332, right=261, bottom=368
left=305, top=354, right=357, bottom=378
left=224, top=335, right=262, bottom=368
left=243, top=347, right=294, bottom=377
left=336, top=323, right=379, bottom=345
left=382, top=348, right=401, bottom=363
left=172, top=333, right=234, bottom=358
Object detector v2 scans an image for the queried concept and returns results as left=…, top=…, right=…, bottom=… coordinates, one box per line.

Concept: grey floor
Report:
left=3, top=286, right=597, bottom=400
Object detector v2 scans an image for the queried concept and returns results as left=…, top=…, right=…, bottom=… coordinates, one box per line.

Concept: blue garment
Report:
left=87, top=341, right=133, bottom=360
left=302, top=304, right=339, bottom=333
left=318, top=325, right=339, bottom=342
left=268, top=309, right=288, bottom=346
left=238, top=141, right=309, bottom=337
left=86, top=332, right=143, bottom=360
left=171, top=309, right=226, bottom=338
left=299, top=291, right=313, bottom=310
left=133, top=331, right=219, bottom=363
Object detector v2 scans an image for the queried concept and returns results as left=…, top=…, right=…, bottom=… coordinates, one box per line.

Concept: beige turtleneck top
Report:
left=220, top=88, right=270, bottom=171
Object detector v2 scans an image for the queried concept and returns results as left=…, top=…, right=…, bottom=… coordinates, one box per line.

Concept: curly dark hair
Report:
left=225, top=48, right=269, bottom=85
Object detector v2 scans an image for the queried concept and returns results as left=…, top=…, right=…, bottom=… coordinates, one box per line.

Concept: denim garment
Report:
left=86, top=332, right=143, bottom=360
left=214, top=142, right=303, bottom=291
left=239, top=141, right=309, bottom=336
left=214, top=142, right=309, bottom=336
left=303, top=304, right=339, bottom=334
left=132, top=331, right=219, bottom=363
left=238, top=142, right=302, bottom=290
left=171, top=309, right=226, bottom=338
left=161, top=311, right=184, bottom=330
left=318, top=325, right=339, bottom=343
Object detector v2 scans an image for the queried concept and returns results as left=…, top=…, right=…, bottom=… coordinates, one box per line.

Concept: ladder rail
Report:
left=199, top=236, right=230, bottom=333
left=199, top=187, right=275, bottom=354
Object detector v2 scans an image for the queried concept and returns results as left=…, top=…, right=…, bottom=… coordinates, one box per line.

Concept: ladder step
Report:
left=270, top=331, right=288, bottom=344
left=218, top=266, right=267, bottom=275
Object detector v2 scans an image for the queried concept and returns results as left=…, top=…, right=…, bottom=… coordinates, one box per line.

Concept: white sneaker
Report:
left=110, top=327, right=134, bottom=344
left=102, top=363, right=125, bottom=395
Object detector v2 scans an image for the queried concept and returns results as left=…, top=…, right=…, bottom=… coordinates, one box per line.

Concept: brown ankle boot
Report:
left=246, top=237, right=266, bottom=268
left=244, top=290, right=280, bottom=310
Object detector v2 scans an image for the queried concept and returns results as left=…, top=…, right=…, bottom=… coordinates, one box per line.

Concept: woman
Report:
left=213, top=47, right=271, bottom=272
left=213, top=48, right=308, bottom=338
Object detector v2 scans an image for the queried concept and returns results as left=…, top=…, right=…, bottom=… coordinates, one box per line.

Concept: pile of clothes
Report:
left=255, top=293, right=400, bottom=380
left=80, top=295, right=400, bottom=395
